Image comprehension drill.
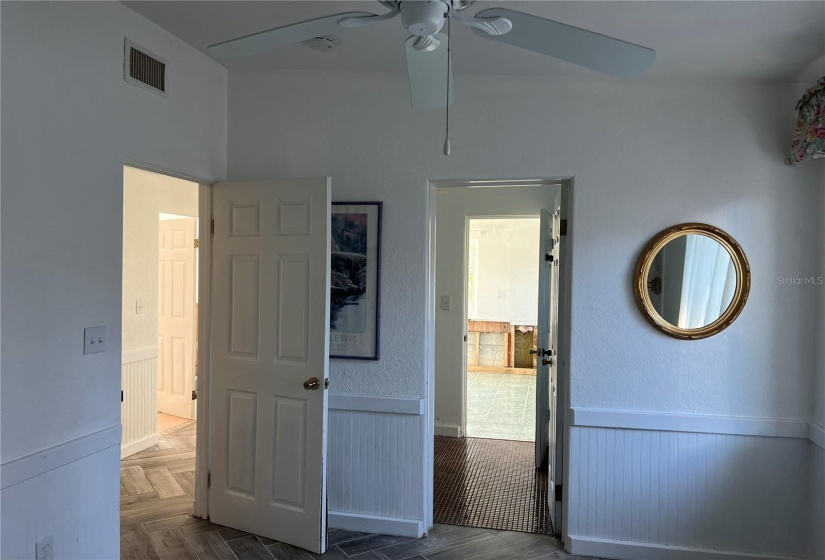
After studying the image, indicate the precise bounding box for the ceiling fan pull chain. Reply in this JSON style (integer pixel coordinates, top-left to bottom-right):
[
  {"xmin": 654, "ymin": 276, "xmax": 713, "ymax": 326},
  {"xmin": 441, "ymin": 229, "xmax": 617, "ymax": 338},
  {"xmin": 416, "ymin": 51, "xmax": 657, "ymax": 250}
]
[{"xmin": 443, "ymin": 12, "xmax": 452, "ymax": 156}]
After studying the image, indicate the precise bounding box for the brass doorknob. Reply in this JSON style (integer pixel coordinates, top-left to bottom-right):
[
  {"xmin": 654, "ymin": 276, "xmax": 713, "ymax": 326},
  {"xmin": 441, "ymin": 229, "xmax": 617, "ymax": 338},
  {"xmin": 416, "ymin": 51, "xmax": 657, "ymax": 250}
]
[{"xmin": 303, "ymin": 377, "xmax": 320, "ymax": 390}]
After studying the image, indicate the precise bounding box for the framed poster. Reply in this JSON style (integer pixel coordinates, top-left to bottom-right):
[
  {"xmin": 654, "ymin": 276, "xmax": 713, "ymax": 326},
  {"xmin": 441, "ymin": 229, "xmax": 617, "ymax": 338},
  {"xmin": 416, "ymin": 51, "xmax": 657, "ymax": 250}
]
[{"xmin": 330, "ymin": 202, "xmax": 381, "ymax": 360}]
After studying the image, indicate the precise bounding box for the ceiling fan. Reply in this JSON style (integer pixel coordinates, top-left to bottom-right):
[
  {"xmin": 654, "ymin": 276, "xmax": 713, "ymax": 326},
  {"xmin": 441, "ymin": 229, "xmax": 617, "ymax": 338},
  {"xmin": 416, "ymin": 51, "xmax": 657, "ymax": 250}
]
[{"xmin": 208, "ymin": 1, "xmax": 657, "ymax": 111}]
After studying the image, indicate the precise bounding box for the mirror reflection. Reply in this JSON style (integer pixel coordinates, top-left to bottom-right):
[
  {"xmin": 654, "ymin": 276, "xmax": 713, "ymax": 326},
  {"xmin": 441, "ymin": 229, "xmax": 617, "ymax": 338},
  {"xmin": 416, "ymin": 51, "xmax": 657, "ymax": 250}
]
[{"xmin": 645, "ymin": 233, "xmax": 737, "ymax": 329}]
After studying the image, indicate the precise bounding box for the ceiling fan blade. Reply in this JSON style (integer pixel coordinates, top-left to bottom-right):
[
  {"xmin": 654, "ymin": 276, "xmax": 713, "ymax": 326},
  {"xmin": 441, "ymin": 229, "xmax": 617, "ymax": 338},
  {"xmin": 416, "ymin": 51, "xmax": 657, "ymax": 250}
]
[
  {"xmin": 471, "ymin": 8, "xmax": 657, "ymax": 78},
  {"xmin": 207, "ymin": 12, "xmax": 377, "ymax": 59},
  {"xmin": 405, "ymin": 33, "xmax": 454, "ymax": 110}
]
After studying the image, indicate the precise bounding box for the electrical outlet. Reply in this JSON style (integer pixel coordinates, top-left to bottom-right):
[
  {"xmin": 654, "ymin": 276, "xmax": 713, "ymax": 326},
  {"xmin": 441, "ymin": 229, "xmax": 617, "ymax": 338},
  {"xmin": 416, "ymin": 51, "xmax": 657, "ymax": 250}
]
[
  {"xmin": 36, "ymin": 535, "xmax": 53, "ymax": 560},
  {"xmin": 84, "ymin": 326, "xmax": 106, "ymax": 354}
]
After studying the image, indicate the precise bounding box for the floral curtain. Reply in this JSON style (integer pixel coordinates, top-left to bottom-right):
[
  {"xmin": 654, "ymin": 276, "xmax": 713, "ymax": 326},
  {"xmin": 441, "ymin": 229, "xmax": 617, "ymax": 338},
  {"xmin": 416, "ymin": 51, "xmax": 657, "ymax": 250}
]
[{"xmin": 786, "ymin": 76, "xmax": 825, "ymax": 165}]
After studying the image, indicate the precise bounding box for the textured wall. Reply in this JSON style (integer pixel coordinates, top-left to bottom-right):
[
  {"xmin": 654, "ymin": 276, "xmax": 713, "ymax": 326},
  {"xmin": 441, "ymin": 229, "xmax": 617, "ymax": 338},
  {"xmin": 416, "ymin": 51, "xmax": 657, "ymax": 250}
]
[
  {"xmin": 1, "ymin": 2, "xmax": 226, "ymax": 556},
  {"xmin": 228, "ymin": 70, "xmax": 819, "ymax": 421}
]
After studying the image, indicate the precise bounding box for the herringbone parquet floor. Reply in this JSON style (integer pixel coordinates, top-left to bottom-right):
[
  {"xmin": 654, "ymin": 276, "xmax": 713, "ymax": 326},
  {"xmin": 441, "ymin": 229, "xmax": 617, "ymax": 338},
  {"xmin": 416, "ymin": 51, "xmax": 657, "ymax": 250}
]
[{"xmin": 120, "ymin": 422, "xmax": 604, "ymax": 560}]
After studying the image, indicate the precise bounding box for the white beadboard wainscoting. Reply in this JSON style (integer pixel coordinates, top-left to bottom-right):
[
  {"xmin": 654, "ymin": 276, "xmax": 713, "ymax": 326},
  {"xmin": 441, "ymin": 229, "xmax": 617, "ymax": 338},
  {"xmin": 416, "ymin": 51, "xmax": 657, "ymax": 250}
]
[
  {"xmin": 327, "ymin": 395, "xmax": 426, "ymax": 537},
  {"xmin": 810, "ymin": 426, "xmax": 825, "ymax": 560},
  {"xmin": 568, "ymin": 409, "xmax": 811, "ymax": 560},
  {"xmin": 121, "ymin": 348, "xmax": 158, "ymax": 458}
]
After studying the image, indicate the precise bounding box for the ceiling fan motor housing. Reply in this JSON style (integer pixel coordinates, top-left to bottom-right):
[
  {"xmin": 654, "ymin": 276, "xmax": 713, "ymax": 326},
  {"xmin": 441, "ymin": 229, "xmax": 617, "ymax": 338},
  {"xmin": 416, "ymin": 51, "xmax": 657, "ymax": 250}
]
[{"xmin": 400, "ymin": 1, "xmax": 449, "ymax": 36}]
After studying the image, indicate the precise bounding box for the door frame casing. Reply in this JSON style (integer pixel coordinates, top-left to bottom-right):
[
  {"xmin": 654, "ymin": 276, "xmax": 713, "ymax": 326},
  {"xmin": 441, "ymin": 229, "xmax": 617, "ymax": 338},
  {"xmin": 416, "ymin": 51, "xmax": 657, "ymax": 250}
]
[
  {"xmin": 425, "ymin": 177, "xmax": 574, "ymax": 538},
  {"xmin": 122, "ymin": 159, "xmax": 213, "ymax": 518}
]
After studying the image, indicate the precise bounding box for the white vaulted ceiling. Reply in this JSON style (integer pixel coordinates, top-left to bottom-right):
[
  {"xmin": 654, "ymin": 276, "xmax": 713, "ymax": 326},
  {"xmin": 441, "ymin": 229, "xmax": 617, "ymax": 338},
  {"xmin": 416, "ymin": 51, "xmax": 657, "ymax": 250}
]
[{"xmin": 124, "ymin": 1, "xmax": 824, "ymax": 82}]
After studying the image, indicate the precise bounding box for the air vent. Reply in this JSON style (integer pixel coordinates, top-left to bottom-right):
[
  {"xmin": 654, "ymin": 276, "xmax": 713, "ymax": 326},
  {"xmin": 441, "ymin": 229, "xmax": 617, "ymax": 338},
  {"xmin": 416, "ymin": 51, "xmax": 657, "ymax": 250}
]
[{"xmin": 124, "ymin": 39, "xmax": 167, "ymax": 97}]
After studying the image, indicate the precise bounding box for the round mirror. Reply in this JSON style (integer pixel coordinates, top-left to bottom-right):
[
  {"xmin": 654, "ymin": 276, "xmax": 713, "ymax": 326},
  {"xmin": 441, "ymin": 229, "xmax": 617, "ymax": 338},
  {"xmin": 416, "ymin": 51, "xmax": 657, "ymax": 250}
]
[{"xmin": 633, "ymin": 223, "xmax": 750, "ymax": 339}]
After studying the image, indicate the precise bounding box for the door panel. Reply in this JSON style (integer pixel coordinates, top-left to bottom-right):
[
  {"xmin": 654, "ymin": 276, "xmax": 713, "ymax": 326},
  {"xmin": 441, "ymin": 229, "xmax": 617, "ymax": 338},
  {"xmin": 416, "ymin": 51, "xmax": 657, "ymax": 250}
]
[
  {"xmin": 535, "ymin": 209, "xmax": 551, "ymax": 468},
  {"xmin": 209, "ymin": 178, "xmax": 331, "ymax": 554},
  {"xmin": 547, "ymin": 197, "xmax": 561, "ymax": 533},
  {"xmin": 536, "ymin": 195, "xmax": 561, "ymax": 533},
  {"xmin": 158, "ymin": 217, "xmax": 197, "ymax": 419}
]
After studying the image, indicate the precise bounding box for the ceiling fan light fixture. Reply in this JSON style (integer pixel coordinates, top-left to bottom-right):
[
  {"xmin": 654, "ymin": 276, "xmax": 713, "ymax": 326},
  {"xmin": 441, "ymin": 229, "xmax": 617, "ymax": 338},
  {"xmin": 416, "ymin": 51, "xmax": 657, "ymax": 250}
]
[
  {"xmin": 413, "ymin": 35, "xmax": 441, "ymax": 52},
  {"xmin": 400, "ymin": 1, "xmax": 449, "ymax": 36}
]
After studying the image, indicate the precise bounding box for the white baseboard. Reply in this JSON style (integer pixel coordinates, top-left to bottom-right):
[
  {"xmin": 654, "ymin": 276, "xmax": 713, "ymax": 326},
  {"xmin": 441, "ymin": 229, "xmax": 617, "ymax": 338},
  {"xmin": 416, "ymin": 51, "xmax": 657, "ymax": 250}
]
[
  {"xmin": 121, "ymin": 433, "xmax": 158, "ymax": 459},
  {"xmin": 568, "ymin": 536, "xmax": 802, "ymax": 560},
  {"xmin": 328, "ymin": 511, "xmax": 424, "ymax": 538},
  {"xmin": 434, "ymin": 424, "xmax": 461, "ymax": 437}
]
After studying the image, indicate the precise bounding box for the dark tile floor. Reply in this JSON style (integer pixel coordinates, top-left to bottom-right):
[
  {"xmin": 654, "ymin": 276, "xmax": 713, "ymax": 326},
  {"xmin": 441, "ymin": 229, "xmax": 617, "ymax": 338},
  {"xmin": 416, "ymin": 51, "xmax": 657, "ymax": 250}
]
[
  {"xmin": 121, "ymin": 423, "xmax": 604, "ymax": 560},
  {"xmin": 433, "ymin": 436, "xmax": 550, "ymax": 534}
]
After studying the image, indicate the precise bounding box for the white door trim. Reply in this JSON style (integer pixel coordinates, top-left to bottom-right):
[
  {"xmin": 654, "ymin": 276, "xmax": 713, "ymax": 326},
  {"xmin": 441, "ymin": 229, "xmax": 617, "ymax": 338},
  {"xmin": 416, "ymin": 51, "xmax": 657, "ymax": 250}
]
[
  {"xmin": 425, "ymin": 177, "xmax": 574, "ymax": 538},
  {"xmin": 193, "ymin": 182, "xmax": 213, "ymax": 518}
]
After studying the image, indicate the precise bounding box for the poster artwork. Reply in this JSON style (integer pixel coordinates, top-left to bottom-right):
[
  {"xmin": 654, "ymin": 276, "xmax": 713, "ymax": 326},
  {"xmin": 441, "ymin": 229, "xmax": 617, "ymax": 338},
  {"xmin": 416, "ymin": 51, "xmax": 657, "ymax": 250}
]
[{"xmin": 329, "ymin": 203, "xmax": 380, "ymax": 359}]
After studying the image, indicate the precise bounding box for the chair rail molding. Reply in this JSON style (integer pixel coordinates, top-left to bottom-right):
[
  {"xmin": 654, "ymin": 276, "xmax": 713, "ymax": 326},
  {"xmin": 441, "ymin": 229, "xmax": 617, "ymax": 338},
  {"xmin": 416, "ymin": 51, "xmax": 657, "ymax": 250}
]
[
  {"xmin": 1, "ymin": 424, "xmax": 122, "ymax": 489},
  {"xmin": 571, "ymin": 407, "xmax": 809, "ymax": 439}
]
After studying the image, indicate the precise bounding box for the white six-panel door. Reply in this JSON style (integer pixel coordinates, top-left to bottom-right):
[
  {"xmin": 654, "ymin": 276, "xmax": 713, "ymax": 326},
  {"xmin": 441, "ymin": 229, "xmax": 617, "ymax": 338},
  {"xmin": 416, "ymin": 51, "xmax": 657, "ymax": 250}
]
[
  {"xmin": 536, "ymin": 208, "xmax": 552, "ymax": 468},
  {"xmin": 209, "ymin": 178, "xmax": 331, "ymax": 554},
  {"xmin": 547, "ymin": 196, "xmax": 561, "ymax": 533},
  {"xmin": 536, "ymin": 197, "xmax": 561, "ymax": 535},
  {"xmin": 158, "ymin": 217, "xmax": 197, "ymax": 419}
]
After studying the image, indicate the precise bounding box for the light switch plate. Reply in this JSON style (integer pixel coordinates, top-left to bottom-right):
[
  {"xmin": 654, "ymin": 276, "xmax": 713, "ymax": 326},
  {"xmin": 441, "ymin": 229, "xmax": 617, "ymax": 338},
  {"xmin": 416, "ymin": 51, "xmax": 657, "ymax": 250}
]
[
  {"xmin": 440, "ymin": 296, "xmax": 452, "ymax": 311},
  {"xmin": 84, "ymin": 326, "xmax": 106, "ymax": 354},
  {"xmin": 36, "ymin": 535, "xmax": 53, "ymax": 560}
]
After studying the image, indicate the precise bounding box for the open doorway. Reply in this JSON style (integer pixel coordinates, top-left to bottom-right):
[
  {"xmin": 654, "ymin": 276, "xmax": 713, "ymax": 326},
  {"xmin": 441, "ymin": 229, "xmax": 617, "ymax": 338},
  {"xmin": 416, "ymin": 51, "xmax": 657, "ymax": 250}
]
[
  {"xmin": 465, "ymin": 218, "xmax": 540, "ymax": 442},
  {"xmin": 431, "ymin": 180, "xmax": 569, "ymax": 538},
  {"xmin": 121, "ymin": 166, "xmax": 199, "ymax": 460}
]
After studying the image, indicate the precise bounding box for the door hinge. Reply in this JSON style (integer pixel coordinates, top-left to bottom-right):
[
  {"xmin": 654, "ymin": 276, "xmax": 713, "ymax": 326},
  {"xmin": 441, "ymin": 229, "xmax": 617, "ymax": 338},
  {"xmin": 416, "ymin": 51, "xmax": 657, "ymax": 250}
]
[
  {"xmin": 560, "ymin": 219, "xmax": 568, "ymax": 236},
  {"xmin": 121, "ymin": 390, "xmax": 124, "ymax": 403},
  {"xmin": 194, "ymin": 238, "xmax": 199, "ymax": 248},
  {"xmin": 211, "ymin": 219, "xmax": 215, "ymax": 235},
  {"xmin": 192, "ymin": 389, "xmax": 197, "ymax": 400},
  {"xmin": 207, "ymin": 471, "xmax": 211, "ymax": 488},
  {"xmin": 555, "ymin": 483, "xmax": 563, "ymax": 502}
]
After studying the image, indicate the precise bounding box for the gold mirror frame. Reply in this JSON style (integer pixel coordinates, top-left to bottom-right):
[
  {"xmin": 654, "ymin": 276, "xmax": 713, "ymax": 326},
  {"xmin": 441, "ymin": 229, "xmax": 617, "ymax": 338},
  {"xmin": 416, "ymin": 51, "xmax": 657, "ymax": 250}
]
[{"xmin": 633, "ymin": 223, "xmax": 751, "ymax": 340}]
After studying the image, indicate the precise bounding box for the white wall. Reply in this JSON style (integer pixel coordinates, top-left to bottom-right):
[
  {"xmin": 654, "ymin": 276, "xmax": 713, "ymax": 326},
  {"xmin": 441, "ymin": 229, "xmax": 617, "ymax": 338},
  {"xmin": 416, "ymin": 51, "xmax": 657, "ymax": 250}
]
[
  {"xmin": 123, "ymin": 166, "xmax": 198, "ymax": 354},
  {"xmin": 1, "ymin": 2, "xmax": 226, "ymax": 557},
  {"xmin": 470, "ymin": 218, "xmax": 540, "ymax": 325},
  {"xmin": 809, "ymin": 171, "xmax": 825, "ymax": 560},
  {"xmin": 435, "ymin": 188, "xmax": 556, "ymax": 434},
  {"xmin": 228, "ymin": 69, "xmax": 821, "ymax": 554}
]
